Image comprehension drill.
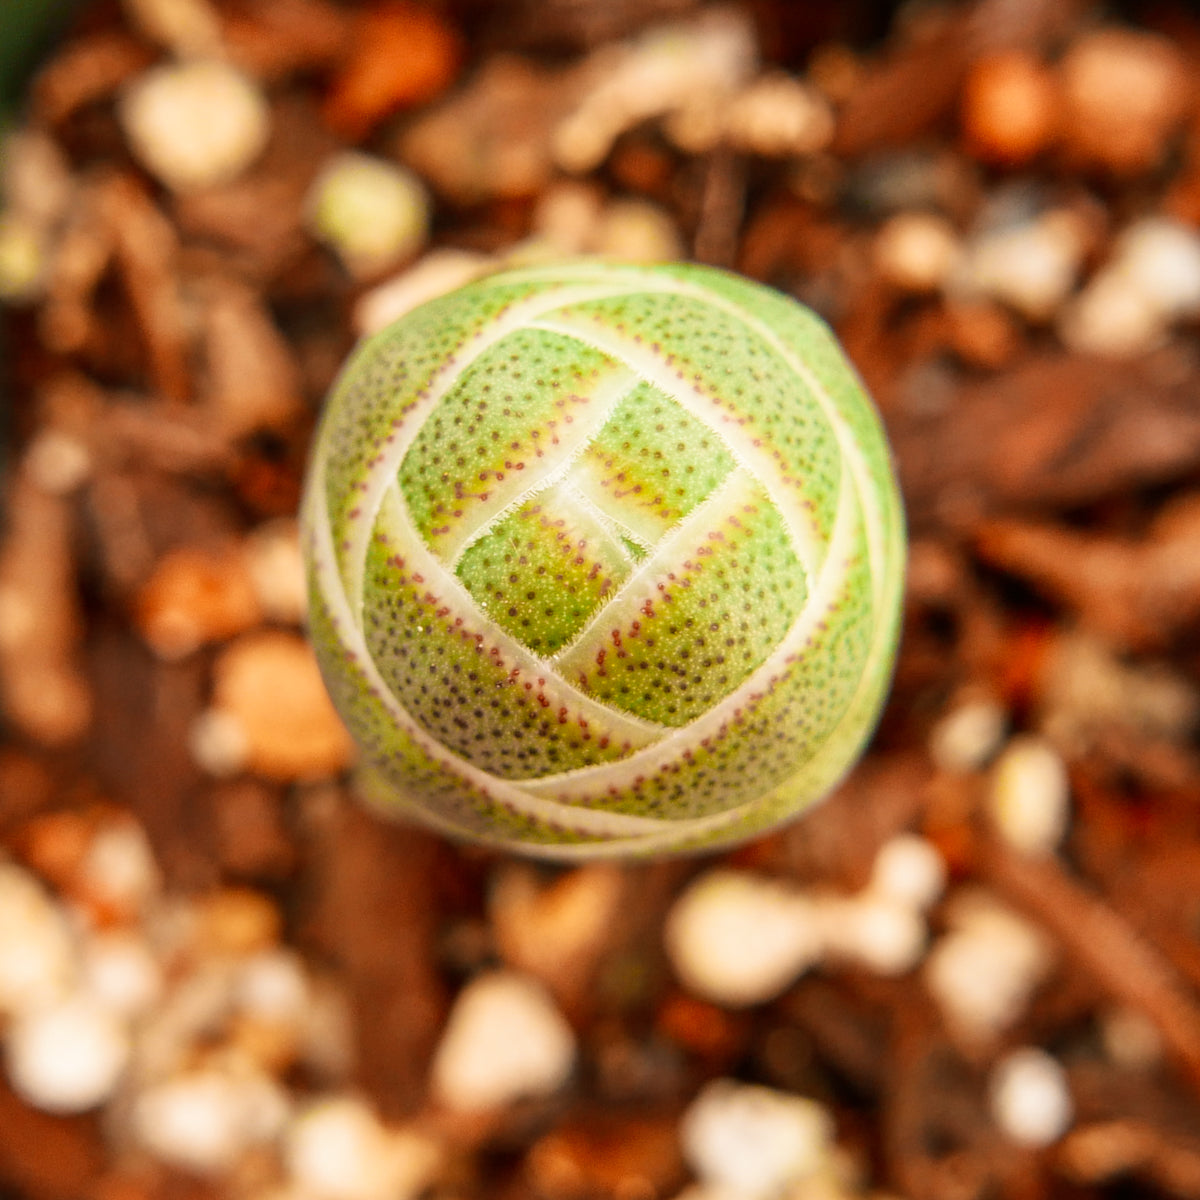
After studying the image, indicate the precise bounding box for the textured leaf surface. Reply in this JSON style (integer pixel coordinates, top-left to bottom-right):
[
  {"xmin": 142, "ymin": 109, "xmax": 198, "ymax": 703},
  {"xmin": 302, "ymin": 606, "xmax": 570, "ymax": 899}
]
[{"xmin": 301, "ymin": 261, "xmax": 905, "ymax": 856}]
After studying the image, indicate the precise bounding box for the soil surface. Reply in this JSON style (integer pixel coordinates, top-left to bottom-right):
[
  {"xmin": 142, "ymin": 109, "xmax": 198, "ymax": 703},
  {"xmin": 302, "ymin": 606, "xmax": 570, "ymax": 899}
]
[{"xmin": 4, "ymin": 1, "xmax": 1200, "ymax": 1198}]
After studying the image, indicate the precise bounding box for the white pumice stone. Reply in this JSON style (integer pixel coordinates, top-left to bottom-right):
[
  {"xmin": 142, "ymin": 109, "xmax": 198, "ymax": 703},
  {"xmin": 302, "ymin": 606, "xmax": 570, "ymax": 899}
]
[
  {"xmin": 119, "ymin": 60, "xmax": 271, "ymax": 192},
  {"xmin": 989, "ymin": 735, "xmax": 1071, "ymax": 856},
  {"xmin": 430, "ymin": 971, "xmax": 575, "ymax": 1111},
  {"xmin": 245, "ymin": 521, "xmax": 308, "ymax": 626},
  {"xmin": 189, "ymin": 707, "xmax": 251, "ymax": 777},
  {"xmin": 820, "ymin": 894, "xmax": 927, "ymax": 976},
  {"xmin": 24, "ymin": 430, "xmax": 92, "ymax": 495},
  {"xmin": 953, "ymin": 210, "xmax": 1086, "ymax": 321},
  {"xmin": 1061, "ymin": 216, "xmax": 1200, "ymax": 357},
  {"xmin": 234, "ymin": 948, "xmax": 311, "ymax": 1023},
  {"xmin": 553, "ymin": 10, "xmax": 757, "ymax": 171},
  {"xmin": 929, "ymin": 698, "xmax": 1008, "ymax": 773},
  {"xmin": 78, "ymin": 819, "xmax": 162, "ymax": 915},
  {"xmin": 989, "ymin": 1047, "xmax": 1074, "ymax": 1147},
  {"xmin": 81, "ymin": 929, "xmax": 163, "ymax": 1019},
  {"xmin": 664, "ymin": 870, "xmax": 823, "ymax": 1007},
  {"xmin": 5, "ymin": 995, "xmax": 130, "ymax": 1113},
  {"xmin": 925, "ymin": 890, "xmax": 1053, "ymax": 1044},
  {"xmin": 284, "ymin": 1096, "xmax": 389, "ymax": 1200},
  {"xmin": 532, "ymin": 181, "xmax": 604, "ymax": 254},
  {"xmin": 132, "ymin": 960, "xmax": 240, "ymax": 1082},
  {"xmin": 681, "ymin": 1078, "xmax": 835, "ymax": 1198},
  {"xmin": 307, "ymin": 152, "xmax": 430, "ymax": 278},
  {"xmin": 1112, "ymin": 217, "xmax": 1200, "ymax": 320},
  {"xmin": 0, "ymin": 860, "xmax": 78, "ymax": 1014},
  {"xmin": 868, "ymin": 834, "xmax": 947, "ymax": 912},
  {"xmin": 353, "ymin": 250, "xmax": 493, "ymax": 336},
  {"xmin": 284, "ymin": 1096, "xmax": 439, "ymax": 1200},
  {"xmin": 132, "ymin": 1066, "xmax": 290, "ymax": 1173},
  {"xmin": 874, "ymin": 211, "xmax": 963, "ymax": 293},
  {"xmin": 1058, "ymin": 267, "xmax": 1167, "ymax": 357},
  {"xmin": 724, "ymin": 73, "xmax": 835, "ymax": 157},
  {"xmin": 591, "ymin": 198, "xmax": 684, "ymax": 263}
]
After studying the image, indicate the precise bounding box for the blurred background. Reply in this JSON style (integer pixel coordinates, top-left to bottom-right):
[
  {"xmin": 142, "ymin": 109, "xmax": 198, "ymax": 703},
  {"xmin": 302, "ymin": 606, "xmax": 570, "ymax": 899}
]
[{"xmin": 4, "ymin": 1, "xmax": 1200, "ymax": 1198}]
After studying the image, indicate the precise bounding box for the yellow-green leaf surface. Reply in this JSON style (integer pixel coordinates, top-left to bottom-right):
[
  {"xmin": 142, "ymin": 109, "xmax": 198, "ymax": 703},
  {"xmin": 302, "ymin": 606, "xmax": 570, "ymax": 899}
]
[{"xmin": 301, "ymin": 261, "xmax": 905, "ymax": 857}]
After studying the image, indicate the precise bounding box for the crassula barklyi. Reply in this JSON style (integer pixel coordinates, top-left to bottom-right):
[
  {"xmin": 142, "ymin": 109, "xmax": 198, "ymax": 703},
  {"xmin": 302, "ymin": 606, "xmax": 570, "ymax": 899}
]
[{"xmin": 301, "ymin": 261, "xmax": 905, "ymax": 857}]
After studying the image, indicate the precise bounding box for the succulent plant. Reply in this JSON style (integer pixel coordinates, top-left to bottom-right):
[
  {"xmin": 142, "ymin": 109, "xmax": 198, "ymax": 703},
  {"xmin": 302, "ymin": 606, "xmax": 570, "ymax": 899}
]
[{"xmin": 301, "ymin": 261, "xmax": 905, "ymax": 857}]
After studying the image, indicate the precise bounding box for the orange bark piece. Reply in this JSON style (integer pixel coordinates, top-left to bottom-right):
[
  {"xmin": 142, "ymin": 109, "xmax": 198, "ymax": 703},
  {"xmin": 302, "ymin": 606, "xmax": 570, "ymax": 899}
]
[
  {"xmin": 961, "ymin": 50, "xmax": 1059, "ymax": 167},
  {"xmin": 323, "ymin": 2, "xmax": 463, "ymax": 140},
  {"xmin": 656, "ymin": 991, "xmax": 748, "ymax": 1061},
  {"xmin": 134, "ymin": 544, "xmax": 262, "ymax": 661},
  {"xmin": 211, "ymin": 630, "xmax": 355, "ymax": 782}
]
